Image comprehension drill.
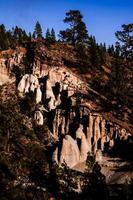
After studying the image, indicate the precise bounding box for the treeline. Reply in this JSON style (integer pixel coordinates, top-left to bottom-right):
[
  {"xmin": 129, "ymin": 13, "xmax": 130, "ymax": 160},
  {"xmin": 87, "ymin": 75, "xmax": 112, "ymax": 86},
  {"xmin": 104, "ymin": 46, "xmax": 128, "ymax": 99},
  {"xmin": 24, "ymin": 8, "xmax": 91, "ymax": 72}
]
[
  {"xmin": 1, "ymin": 11, "xmax": 132, "ymax": 62},
  {"xmin": 0, "ymin": 10, "xmax": 132, "ymax": 65},
  {"xmin": 0, "ymin": 24, "xmax": 30, "ymax": 50},
  {"xmin": 0, "ymin": 22, "xmax": 56, "ymax": 50}
]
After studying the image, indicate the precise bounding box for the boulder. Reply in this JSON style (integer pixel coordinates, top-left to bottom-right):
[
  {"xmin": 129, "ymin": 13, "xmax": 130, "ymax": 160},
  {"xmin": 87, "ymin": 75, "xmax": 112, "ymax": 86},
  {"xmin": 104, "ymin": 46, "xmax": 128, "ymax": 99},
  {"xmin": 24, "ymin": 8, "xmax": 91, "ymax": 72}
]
[
  {"xmin": 34, "ymin": 111, "xmax": 44, "ymax": 125},
  {"xmin": 18, "ymin": 74, "xmax": 39, "ymax": 94},
  {"xmin": 60, "ymin": 135, "xmax": 80, "ymax": 168},
  {"xmin": 18, "ymin": 74, "xmax": 29, "ymax": 93}
]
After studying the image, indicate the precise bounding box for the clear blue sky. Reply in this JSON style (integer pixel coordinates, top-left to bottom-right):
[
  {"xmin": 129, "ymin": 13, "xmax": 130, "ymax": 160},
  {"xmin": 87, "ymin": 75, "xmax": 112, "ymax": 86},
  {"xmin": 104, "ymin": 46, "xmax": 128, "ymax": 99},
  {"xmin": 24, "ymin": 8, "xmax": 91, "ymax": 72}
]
[{"xmin": 0, "ymin": 0, "xmax": 133, "ymax": 45}]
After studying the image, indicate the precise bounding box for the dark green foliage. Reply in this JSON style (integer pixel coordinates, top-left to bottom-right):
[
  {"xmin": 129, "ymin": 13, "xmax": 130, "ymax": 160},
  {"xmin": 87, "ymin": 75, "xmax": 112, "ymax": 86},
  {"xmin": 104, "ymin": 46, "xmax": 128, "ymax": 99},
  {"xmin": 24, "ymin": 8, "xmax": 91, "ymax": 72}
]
[
  {"xmin": 34, "ymin": 123, "xmax": 51, "ymax": 146},
  {"xmin": 12, "ymin": 26, "xmax": 29, "ymax": 46},
  {"xmin": 47, "ymin": 163, "xmax": 80, "ymax": 199},
  {"xmin": 0, "ymin": 24, "xmax": 10, "ymax": 50},
  {"xmin": 45, "ymin": 28, "xmax": 56, "ymax": 44},
  {"xmin": 51, "ymin": 28, "xmax": 56, "ymax": 42},
  {"xmin": 0, "ymin": 98, "xmax": 24, "ymax": 152},
  {"xmin": 115, "ymin": 41, "xmax": 121, "ymax": 57},
  {"xmin": 81, "ymin": 154, "xmax": 109, "ymax": 200},
  {"xmin": 0, "ymin": 24, "xmax": 30, "ymax": 50},
  {"xmin": 75, "ymin": 42, "xmax": 91, "ymax": 73},
  {"xmin": 27, "ymin": 142, "xmax": 49, "ymax": 183},
  {"xmin": 89, "ymin": 36, "xmax": 104, "ymax": 68},
  {"xmin": 60, "ymin": 10, "xmax": 88, "ymax": 45},
  {"xmin": 20, "ymin": 92, "xmax": 36, "ymax": 114},
  {"xmin": 34, "ymin": 21, "xmax": 43, "ymax": 38},
  {"xmin": 98, "ymin": 42, "xmax": 107, "ymax": 64},
  {"xmin": 106, "ymin": 57, "xmax": 128, "ymax": 105},
  {"xmin": 108, "ymin": 44, "xmax": 115, "ymax": 56},
  {"xmin": 0, "ymin": 97, "xmax": 51, "ymax": 199},
  {"xmin": 115, "ymin": 24, "xmax": 133, "ymax": 59},
  {"xmin": 45, "ymin": 28, "xmax": 51, "ymax": 40},
  {"xmin": 23, "ymin": 42, "xmax": 36, "ymax": 74}
]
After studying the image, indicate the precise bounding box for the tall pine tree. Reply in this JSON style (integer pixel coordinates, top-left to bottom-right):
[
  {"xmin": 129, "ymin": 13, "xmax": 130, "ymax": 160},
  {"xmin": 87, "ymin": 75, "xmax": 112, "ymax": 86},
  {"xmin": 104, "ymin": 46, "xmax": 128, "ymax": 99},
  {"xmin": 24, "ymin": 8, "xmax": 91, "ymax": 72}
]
[
  {"xmin": 60, "ymin": 10, "xmax": 88, "ymax": 45},
  {"xmin": 34, "ymin": 21, "xmax": 43, "ymax": 38},
  {"xmin": 51, "ymin": 28, "xmax": 56, "ymax": 42},
  {"xmin": 115, "ymin": 24, "xmax": 133, "ymax": 60}
]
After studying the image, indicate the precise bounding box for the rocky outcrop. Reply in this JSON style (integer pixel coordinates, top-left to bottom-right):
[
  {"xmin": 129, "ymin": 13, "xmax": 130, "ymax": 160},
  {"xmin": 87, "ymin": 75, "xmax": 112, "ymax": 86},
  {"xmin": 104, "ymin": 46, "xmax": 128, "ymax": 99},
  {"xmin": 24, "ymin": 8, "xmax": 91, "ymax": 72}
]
[
  {"xmin": 17, "ymin": 65, "xmax": 132, "ymax": 169},
  {"xmin": 0, "ymin": 51, "xmax": 25, "ymax": 85},
  {"xmin": 52, "ymin": 107, "xmax": 132, "ymax": 167},
  {"xmin": 0, "ymin": 58, "xmax": 11, "ymax": 85},
  {"xmin": 18, "ymin": 74, "xmax": 39, "ymax": 95},
  {"xmin": 53, "ymin": 135, "xmax": 80, "ymax": 168}
]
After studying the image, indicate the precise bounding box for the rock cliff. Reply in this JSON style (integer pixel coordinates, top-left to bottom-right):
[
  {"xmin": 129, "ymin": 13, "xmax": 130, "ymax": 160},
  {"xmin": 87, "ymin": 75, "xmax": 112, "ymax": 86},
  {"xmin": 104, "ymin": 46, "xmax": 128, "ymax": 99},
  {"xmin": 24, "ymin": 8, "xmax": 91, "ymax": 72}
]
[
  {"xmin": 0, "ymin": 43, "xmax": 132, "ymax": 184},
  {"xmin": 16, "ymin": 60, "xmax": 132, "ymax": 169},
  {"xmin": 0, "ymin": 48, "xmax": 25, "ymax": 85}
]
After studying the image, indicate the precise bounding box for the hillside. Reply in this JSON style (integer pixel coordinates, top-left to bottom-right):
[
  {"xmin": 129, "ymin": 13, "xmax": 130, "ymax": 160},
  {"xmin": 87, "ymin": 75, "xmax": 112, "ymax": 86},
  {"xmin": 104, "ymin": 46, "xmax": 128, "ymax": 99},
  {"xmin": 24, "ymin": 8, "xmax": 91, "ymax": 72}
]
[{"xmin": 0, "ymin": 39, "xmax": 133, "ymax": 199}]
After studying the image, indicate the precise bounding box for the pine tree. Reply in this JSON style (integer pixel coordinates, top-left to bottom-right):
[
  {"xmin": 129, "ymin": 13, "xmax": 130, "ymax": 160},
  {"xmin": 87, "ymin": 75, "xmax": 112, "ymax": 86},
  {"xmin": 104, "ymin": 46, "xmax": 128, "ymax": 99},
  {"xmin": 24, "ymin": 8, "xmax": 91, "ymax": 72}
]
[
  {"xmin": 59, "ymin": 10, "xmax": 88, "ymax": 45},
  {"xmin": 108, "ymin": 45, "xmax": 115, "ymax": 55},
  {"xmin": 107, "ymin": 57, "xmax": 127, "ymax": 105},
  {"xmin": 115, "ymin": 23, "xmax": 133, "ymax": 60},
  {"xmin": 34, "ymin": 21, "xmax": 43, "ymax": 38},
  {"xmin": 89, "ymin": 36, "xmax": 101, "ymax": 68},
  {"xmin": 45, "ymin": 28, "xmax": 51, "ymax": 40},
  {"xmin": 0, "ymin": 24, "xmax": 9, "ymax": 50},
  {"xmin": 115, "ymin": 41, "xmax": 121, "ymax": 57},
  {"xmin": 46, "ymin": 28, "xmax": 56, "ymax": 44},
  {"xmin": 51, "ymin": 28, "xmax": 56, "ymax": 42}
]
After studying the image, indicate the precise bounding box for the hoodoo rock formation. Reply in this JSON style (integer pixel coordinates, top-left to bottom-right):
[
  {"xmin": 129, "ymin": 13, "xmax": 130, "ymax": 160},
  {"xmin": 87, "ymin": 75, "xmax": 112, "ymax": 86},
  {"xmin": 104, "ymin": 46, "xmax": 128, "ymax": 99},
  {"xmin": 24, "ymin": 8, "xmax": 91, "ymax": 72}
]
[
  {"xmin": 18, "ymin": 74, "xmax": 39, "ymax": 95},
  {"xmin": 0, "ymin": 42, "xmax": 132, "ymax": 188},
  {"xmin": 0, "ymin": 45, "xmax": 131, "ymax": 172},
  {"xmin": 17, "ymin": 65, "xmax": 132, "ymax": 168}
]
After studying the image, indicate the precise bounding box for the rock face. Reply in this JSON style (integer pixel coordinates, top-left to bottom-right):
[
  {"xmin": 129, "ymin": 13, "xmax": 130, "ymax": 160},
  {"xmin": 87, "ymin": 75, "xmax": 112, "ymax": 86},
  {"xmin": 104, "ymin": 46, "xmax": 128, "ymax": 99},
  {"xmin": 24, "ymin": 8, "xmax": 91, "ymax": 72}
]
[
  {"xmin": 18, "ymin": 74, "xmax": 39, "ymax": 95},
  {"xmin": 80, "ymin": 132, "xmax": 90, "ymax": 162},
  {"xmin": 60, "ymin": 135, "xmax": 80, "ymax": 168},
  {"xmin": 0, "ymin": 51, "xmax": 25, "ymax": 85},
  {"xmin": 17, "ymin": 65, "xmax": 132, "ymax": 168},
  {"xmin": 53, "ymin": 135, "xmax": 80, "ymax": 168},
  {"xmin": 36, "ymin": 86, "xmax": 42, "ymax": 104},
  {"xmin": 0, "ymin": 58, "xmax": 11, "ymax": 85},
  {"xmin": 52, "ymin": 107, "xmax": 132, "ymax": 167}
]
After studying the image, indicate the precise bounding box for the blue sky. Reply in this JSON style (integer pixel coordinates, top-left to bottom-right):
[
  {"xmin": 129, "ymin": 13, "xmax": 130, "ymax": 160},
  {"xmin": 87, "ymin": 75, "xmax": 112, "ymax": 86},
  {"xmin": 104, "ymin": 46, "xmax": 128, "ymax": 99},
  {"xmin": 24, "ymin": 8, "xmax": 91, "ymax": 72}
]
[{"xmin": 0, "ymin": 0, "xmax": 133, "ymax": 45}]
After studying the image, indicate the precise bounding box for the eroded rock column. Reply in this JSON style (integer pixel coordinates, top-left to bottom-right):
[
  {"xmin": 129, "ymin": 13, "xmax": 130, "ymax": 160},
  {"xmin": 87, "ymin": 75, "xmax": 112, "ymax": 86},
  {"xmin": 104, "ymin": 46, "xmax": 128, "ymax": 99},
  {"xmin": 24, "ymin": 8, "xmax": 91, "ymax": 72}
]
[
  {"xmin": 93, "ymin": 115, "xmax": 101, "ymax": 154},
  {"xmin": 101, "ymin": 118, "xmax": 106, "ymax": 151},
  {"xmin": 87, "ymin": 113, "xmax": 93, "ymax": 152}
]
